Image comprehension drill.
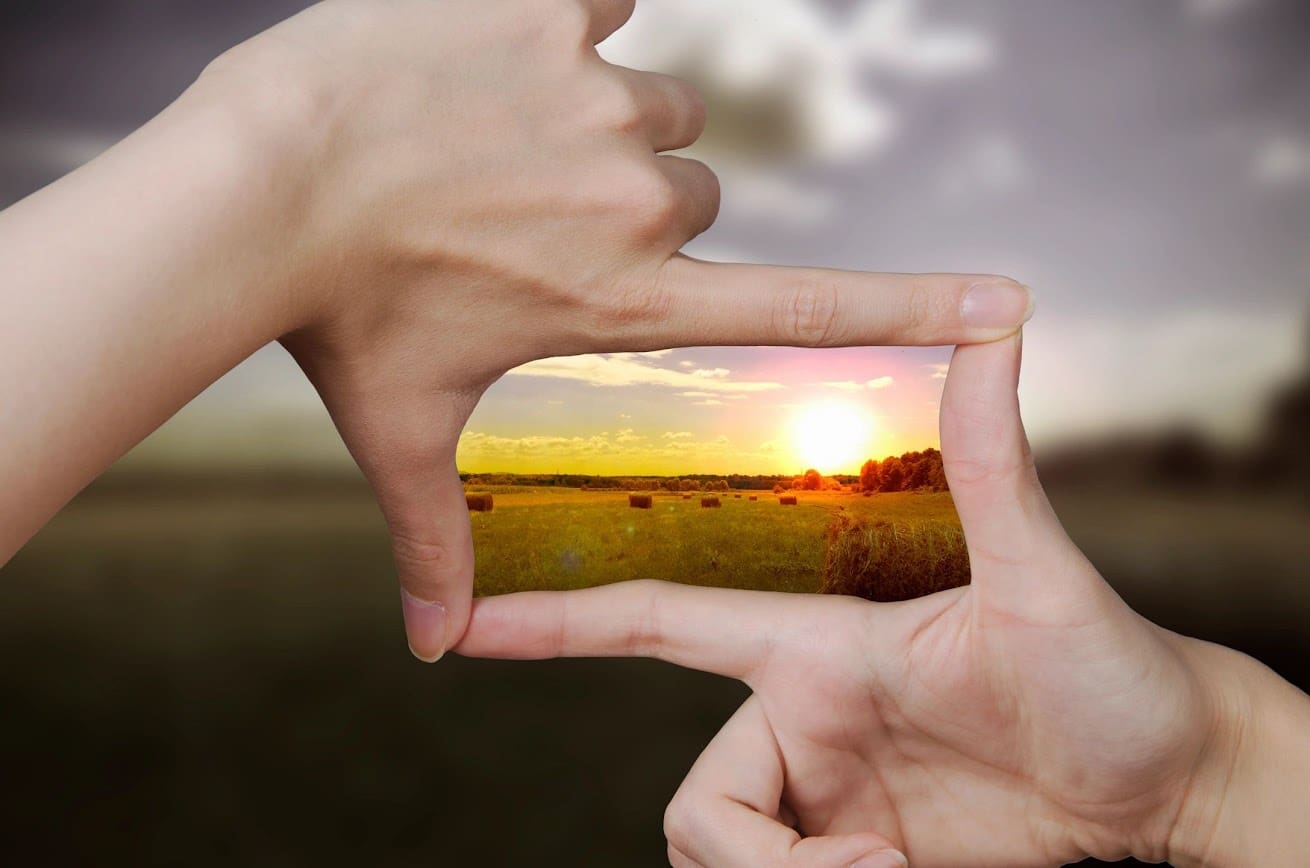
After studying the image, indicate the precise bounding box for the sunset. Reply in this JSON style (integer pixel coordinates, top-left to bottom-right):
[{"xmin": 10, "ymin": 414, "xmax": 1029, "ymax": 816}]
[{"xmin": 454, "ymin": 344, "xmax": 948, "ymax": 475}]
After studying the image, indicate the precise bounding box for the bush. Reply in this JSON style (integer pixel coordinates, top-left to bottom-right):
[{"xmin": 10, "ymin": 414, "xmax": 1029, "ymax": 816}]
[{"xmin": 820, "ymin": 514, "xmax": 970, "ymax": 602}]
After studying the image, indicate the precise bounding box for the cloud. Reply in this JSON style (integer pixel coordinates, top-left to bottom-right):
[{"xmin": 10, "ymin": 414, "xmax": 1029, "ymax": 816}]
[
  {"xmin": 926, "ymin": 364, "xmax": 950, "ymax": 380},
  {"xmin": 599, "ymin": 0, "xmax": 994, "ymax": 225},
  {"xmin": 614, "ymin": 428, "xmax": 644, "ymax": 444},
  {"xmin": 662, "ymin": 431, "xmax": 694, "ymax": 440},
  {"xmin": 818, "ymin": 376, "xmax": 895, "ymax": 391},
  {"xmin": 1252, "ymin": 136, "xmax": 1310, "ymax": 187},
  {"xmin": 936, "ymin": 132, "xmax": 1031, "ymax": 202},
  {"xmin": 678, "ymin": 360, "xmax": 696, "ymax": 368},
  {"xmin": 676, "ymin": 391, "xmax": 718, "ymax": 399},
  {"xmin": 0, "ymin": 123, "xmax": 122, "ymax": 176},
  {"xmin": 849, "ymin": 0, "xmax": 994, "ymax": 77},
  {"xmin": 509, "ymin": 353, "xmax": 784, "ymax": 393},
  {"xmin": 692, "ymin": 399, "xmax": 726, "ymax": 406},
  {"xmin": 1185, "ymin": 0, "xmax": 1260, "ymax": 20}
]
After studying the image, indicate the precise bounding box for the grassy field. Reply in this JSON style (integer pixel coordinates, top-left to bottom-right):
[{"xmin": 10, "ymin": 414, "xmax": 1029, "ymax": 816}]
[
  {"xmin": 463, "ymin": 487, "xmax": 962, "ymax": 595},
  {"xmin": 2, "ymin": 478, "xmax": 1307, "ymax": 867}
]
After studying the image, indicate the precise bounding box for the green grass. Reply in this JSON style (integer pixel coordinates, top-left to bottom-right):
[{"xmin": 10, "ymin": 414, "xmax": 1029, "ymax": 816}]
[{"xmin": 465, "ymin": 488, "xmax": 963, "ymax": 596}]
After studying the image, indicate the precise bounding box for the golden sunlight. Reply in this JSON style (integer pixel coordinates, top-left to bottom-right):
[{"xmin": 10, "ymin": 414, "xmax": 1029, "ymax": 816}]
[{"xmin": 790, "ymin": 400, "xmax": 875, "ymax": 474}]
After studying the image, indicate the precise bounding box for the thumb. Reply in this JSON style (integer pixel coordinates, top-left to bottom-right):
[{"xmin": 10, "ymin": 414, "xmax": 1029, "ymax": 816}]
[
  {"xmin": 939, "ymin": 332, "xmax": 1073, "ymax": 602},
  {"xmin": 378, "ymin": 456, "xmax": 475, "ymax": 662}
]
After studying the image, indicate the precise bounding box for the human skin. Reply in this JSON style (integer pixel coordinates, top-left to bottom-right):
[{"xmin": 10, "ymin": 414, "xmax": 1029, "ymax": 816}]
[
  {"xmin": 0, "ymin": 0, "xmax": 1035, "ymax": 662},
  {"xmin": 458, "ymin": 334, "xmax": 1310, "ymax": 867}
]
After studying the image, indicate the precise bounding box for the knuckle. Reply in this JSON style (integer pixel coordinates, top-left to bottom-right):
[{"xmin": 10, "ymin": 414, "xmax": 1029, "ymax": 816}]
[
  {"xmin": 522, "ymin": 0, "xmax": 589, "ymax": 46},
  {"xmin": 662, "ymin": 796, "xmax": 698, "ymax": 851},
  {"xmin": 594, "ymin": 266, "xmax": 674, "ymax": 334},
  {"xmin": 601, "ymin": 81, "xmax": 645, "ymax": 133},
  {"xmin": 549, "ymin": 0, "xmax": 592, "ymax": 41},
  {"xmin": 906, "ymin": 276, "xmax": 934, "ymax": 335},
  {"xmin": 390, "ymin": 530, "xmax": 454, "ymax": 572},
  {"xmin": 620, "ymin": 167, "xmax": 681, "ymax": 237},
  {"xmin": 673, "ymin": 78, "xmax": 708, "ymax": 139},
  {"xmin": 773, "ymin": 277, "xmax": 844, "ymax": 347}
]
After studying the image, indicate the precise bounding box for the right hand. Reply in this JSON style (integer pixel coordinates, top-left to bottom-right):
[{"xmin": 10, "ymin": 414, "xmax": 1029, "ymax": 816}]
[
  {"xmin": 188, "ymin": 0, "xmax": 1036, "ymax": 661},
  {"xmin": 458, "ymin": 333, "xmax": 1309, "ymax": 867}
]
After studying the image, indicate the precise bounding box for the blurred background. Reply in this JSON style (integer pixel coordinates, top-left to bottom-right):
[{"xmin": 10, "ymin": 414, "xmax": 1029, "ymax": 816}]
[{"xmin": 2, "ymin": 0, "xmax": 1308, "ymax": 865}]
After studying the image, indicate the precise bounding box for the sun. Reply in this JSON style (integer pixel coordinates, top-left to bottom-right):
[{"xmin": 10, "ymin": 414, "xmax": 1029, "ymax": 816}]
[{"xmin": 791, "ymin": 401, "xmax": 874, "ymax": 474}]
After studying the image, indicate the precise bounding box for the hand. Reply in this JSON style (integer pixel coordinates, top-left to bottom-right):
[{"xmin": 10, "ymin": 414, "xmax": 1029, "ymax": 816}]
[
  {"xmin": 188, "ymin": 0, "xmax": 1035, "ymax": 661},
  {"xmin": 456, "ymin": 332, "xmax": 1310, "ymax": 866}
]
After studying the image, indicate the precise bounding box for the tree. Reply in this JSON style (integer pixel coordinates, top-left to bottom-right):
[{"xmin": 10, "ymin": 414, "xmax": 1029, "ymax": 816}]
[
  {"xmin": 802, "ymin": 468, "xmax": 824, "ymax": 491},
  {"xmin": 859, "ymin": 459, "xmax": 881, "ymax": 493},
  {"xmin": 879, "ymin": 457, "xmax": 904, "ymax": 492}
]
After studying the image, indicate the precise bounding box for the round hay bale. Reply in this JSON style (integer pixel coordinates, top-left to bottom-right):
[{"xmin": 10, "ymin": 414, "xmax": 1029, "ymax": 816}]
[
  {"xmin": 628, "ymin": 493, "xmax": 653, "ymax": 509},
  {"xmin": 701, "ymin": 496, "xmax": 722, "ymax": 508},
  {"xmin": 466, "ymin": 493, "xmax": 494, "ymax": 512},
  {"xmin": 748, "ymin": 495, "xmax": 758, "ymax": 501},
  {"xmin": 779, "ymin": 495, "xmax": 798, "ymax": 506}
]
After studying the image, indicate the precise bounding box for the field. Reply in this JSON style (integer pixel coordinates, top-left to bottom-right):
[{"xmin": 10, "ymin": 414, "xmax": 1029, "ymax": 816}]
[
  {"xmin": 463, "ymin": 487, "xmax": 962, "ymax": 596},
  {"xmin": 2, "ymin": 476, "xmax": 1308, "ymax": 867}
]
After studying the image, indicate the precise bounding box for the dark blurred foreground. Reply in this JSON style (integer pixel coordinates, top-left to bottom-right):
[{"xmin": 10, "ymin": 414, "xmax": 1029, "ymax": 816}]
[{"xmin": 3, "ymin": 466, "xmax": 1309, "ymax": 867}]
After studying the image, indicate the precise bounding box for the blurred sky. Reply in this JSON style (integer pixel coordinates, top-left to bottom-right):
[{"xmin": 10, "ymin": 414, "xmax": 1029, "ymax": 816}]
[{"xmin": 2, "ymin": 0, "xmax": 1308, "ymax": 475}]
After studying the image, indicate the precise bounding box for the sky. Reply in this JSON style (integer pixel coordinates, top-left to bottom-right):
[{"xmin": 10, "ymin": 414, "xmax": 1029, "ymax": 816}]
[{"xmin": 2, "ymin": 0, "xmax": 1308, "ymax": 476}]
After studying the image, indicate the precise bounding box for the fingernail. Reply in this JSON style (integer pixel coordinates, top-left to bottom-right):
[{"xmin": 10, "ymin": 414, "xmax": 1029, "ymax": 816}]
[
  {"xmin": 400, "ymin": 588, "xmax": 447, "ymax": 663},
  {"xmin": 851, "ymin": 850, "xmax": 908, "ymax": 868},
  {"xmin": 962, "ymin": 281, "xmax": 1034, "ymax": 328}
]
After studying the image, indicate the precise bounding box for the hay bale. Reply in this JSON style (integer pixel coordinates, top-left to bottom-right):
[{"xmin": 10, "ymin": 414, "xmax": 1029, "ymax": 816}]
[
  {"xmin": 748, "ymin": 495, "xmax": 758, "ymax": 501},
  {"xmin": 701, "ymin": 496, "xmax": 722, "ymax": 508},
  {"xmin": 733, "ymin": 494, "xmax": 742, "ymax": 498},
  {"xmin": 779, "ymin": 496, "xmax": 798, "ymax": 506},
  {"xmin": 628, "ymin": 494, "xmax": 653, "ymax": 509},
  {"xmin": 466, "ymin": 493, "xmax": 494, "ymax": 512},
  {"xmin": 820, "ymin": 514, "xmax": 970, "ymax": 602},
  {"xmin": 682, "ymin": 494, "xmax": 692, "ymax": 500}
]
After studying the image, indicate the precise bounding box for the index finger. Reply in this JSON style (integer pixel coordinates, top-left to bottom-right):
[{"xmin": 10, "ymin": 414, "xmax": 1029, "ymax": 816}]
[
  {"xmin": 454, "ymin": 580, "xmax": 797, "ymax": 682},
  {"xmin": 611, "ymin": 254, "xmax": 1034, "ymax": 351}
]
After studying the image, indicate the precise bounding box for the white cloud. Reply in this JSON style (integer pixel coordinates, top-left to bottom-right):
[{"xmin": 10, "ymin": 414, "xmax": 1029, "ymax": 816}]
[
  {"xmin": 693, "ymin": 399, "xmax": 726, "ymax": 406},
  {"xmin": 926, "ymin": 363, "xmax": 950, "ymax": 380},
  {"xmin": 0, "ymin": 123, "xmax": 122, "ymax": 175},
  {"xmin": 1022, "ymin": 310, "xmax": 1305, "ymax": 447},
  {"xmin": 678, "ymin": 360, "xmax": 696, "ymax": 368},
  {"xmin": 1185, "ymin": 0, "xmax": 1260, "ymax": 20},
  {"xmin": 1252, "ymin": 136, "xmax": 1310, "ymax": 187},
  {"xmin": 509, "ymin": 353, "xmax": 784, "ymax": 392},
  {"xmin": 936, "ymin": 132, "xmax": 1031, "ymax": 202},
  {"xmin": 849, "ymin": 0, "xmax": 994, "ymax": 77},
  {"xmin": 818, "ymin": 376, "xmax": 895, "ymax": 391},
  {"xmin": 662, "ymin": 431, "xmax": 694, "ymax": 440},
  {"xmin": 600, "ymin": 0, "xmax": 994, "ymax": 225}
]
